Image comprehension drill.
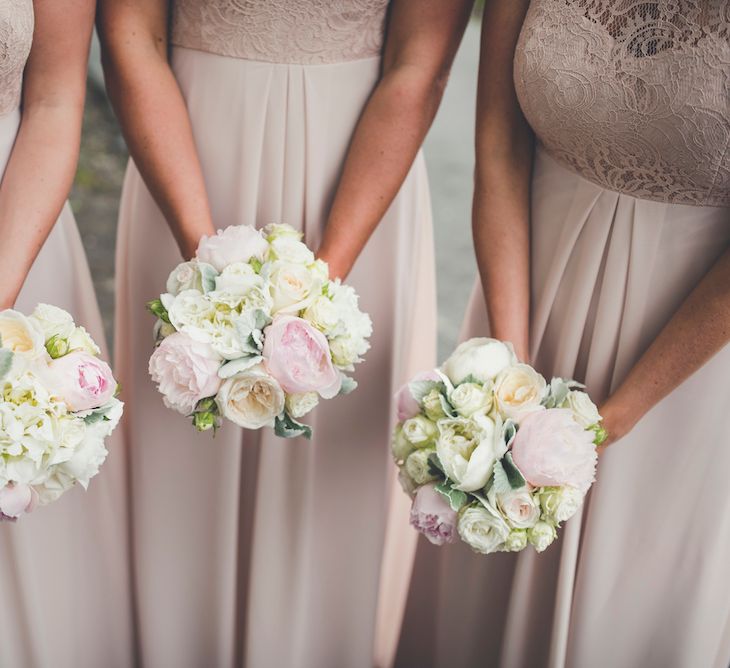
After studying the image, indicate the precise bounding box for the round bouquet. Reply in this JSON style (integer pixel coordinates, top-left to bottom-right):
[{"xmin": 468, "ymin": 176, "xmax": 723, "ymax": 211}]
[
  {"xmin": 148, "ymin": 224, "xmax": 372, "ymax": 438},
  {"xmin": 392, "ymin": 338, "xmax": 606, "ymax": 554},
  {"xmin": 0, "ymin": 305, "xmax": 123, "ymax": 521}
]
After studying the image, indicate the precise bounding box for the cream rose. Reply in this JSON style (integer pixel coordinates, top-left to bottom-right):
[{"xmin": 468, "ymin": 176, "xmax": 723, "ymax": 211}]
[
  {"xmin": 285, "ymin": 391, "xmax": 319, "ymax": 419},
  {"xmin": 528, "ymin": 520, "xmax": 557, "ymax": 552},
  {"xmin": 214, "ymin": 262, "xmax": 263, "ymax": 295},
  {"xmin": 0, "ymin": 310, "xmax": 45, "ymax": 357},
  {"xmin": 402, "ymin": 415, "xmax": 438, "ymax": 448},
  {"xmin": 496, "ymin": 488, "xmax": 541, "ymax": 529},
  {"xmin": 539, "ymin": 486, "xmax": 584, "ymax": 523},
  {"xmin": 493, "ymin": 363, "xmax": 546, "ymax": 422},
  {"xmin": 303, "ymin": 296, "xmax": 340, "ymax": 335},
  {"xmin": 269, "ymin": 236, "xmax": 315, "ymax": 265},
  {"xmin": 436, "ymin": 415, "xmax": 507, "ymax": 492},
  {"xmin": 458, "ymin": 505, "xmax": 510, "ymax": 554},
  {"xmin": 422, "ymin": 388, "xmax": 447, "ymax": 421},
  {"xmin": 442, "ymin": 338, "xmax": 516, "ymax": 384},
  {"xmin": 503, "ymin": 528, "xmax": 528, "ymax": 552},
  {"xmin": 404, "ymin": 448, "xmax": 438, "ymax": 485},
  {"xmin": 166, "ymin": 261, "xmax": 204, "ymax": 295},
  {"xmin": 268, "ymin": 262, "xmax": 320, "ymax": 314},
  {"xmin": 68, "ymin": 326, "xmax": 101, "ymax": 355},
  {"xmin": 217, "ymin": 365, "xmax": 285, "ymax": 429},
  {"xmin": 391, "ymin": 425, "xmax": 415, "ymax": 463},
  {"xmin": 565, "ymin": 390, "xmax": 602, "ymax": 428},
  {"xmin": 449, "ymin": 382, "xmax": 492, "ymax": 417}
]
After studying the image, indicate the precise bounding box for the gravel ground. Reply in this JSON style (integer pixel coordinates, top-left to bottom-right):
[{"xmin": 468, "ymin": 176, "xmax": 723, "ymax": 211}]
[{"xmin": 72, "ymin": 21, "xmax": 481, "ymax": 359}]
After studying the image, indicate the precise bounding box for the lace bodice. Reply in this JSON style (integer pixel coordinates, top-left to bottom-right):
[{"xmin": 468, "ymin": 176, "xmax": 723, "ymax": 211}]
[
  {"xmin": 0, "ymin": 0, "xmax": 32, "ymax": 115},
  {"xmin": 515, "ymin": 0, "xmax": 729, "ymax": 207},
  {"xmin": 171, "ymin": 0, "xmax": 389, "ymax": 65}
]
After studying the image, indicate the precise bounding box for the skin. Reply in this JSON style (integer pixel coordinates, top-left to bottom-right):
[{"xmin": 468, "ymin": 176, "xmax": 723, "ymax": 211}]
[
  {"xmin": 0, "ymin": 0, "xmax": 96, "ymax": 309},
  {"xmin": 474, "ymin": 0, "xmax": 730, "ymax": 448},
  {"xmin": 316, "ymin": 0, "xmax": 474, "ymax": 280},
  {"xmin": 98, "ymin": 0, "xmax": 473, "ymax": 269}
]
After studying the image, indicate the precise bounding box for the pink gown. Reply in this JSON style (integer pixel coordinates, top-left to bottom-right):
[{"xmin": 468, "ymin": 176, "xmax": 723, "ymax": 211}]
[
  {"xmin": 114, "ymin": 1, "xmax": 437, "ymax": 666},
  {"xmin": 0, "ymin": 1, "xmax": 135, "ymax": 666},
  {"xmin": 396, "ymin": 1, "xmax": 730, "ymax": 667}
]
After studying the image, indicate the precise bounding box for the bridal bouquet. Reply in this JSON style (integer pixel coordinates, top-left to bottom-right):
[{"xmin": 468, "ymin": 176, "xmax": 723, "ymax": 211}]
[
  {"xmin": 148, "ymin": 224, "xmax": 372, "ymax": 438},
  {"xmin": 392, "ymin": 338, "xmax": 606, "ymax": 554},
  {"xmin": 0, "ymin": 305, "xmax": 122, "ymax": 521}
]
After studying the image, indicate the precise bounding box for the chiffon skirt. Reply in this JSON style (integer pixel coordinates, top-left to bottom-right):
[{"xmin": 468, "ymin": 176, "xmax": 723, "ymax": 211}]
[
  {"xmin": 0, "ymin": 110, "xmax": 135, "ymax": 667},
  {"xmin": 395, "ymin": 146, "xmax": 730, "ymax": 668},
  {"xmin": 115, "ymin": 47, "xmax": 436, "ymax": 668}
]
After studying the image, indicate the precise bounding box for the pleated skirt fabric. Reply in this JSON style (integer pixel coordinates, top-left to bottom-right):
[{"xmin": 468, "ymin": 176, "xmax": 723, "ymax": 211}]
[
  {"xmin": 115, "ymin": 47, "xmax": 437, "ymax": 668},
  {"xmin": 0, "ymin": 110, "xmax": 136, "ymax": 667},
  {"xmin": 395, "ymin": 145, "xmax": 730, "ymax": 668}
]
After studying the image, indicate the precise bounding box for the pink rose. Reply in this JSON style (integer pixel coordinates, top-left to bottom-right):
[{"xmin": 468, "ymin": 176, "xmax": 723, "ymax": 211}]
[
  {"xmin": 196, "ymin": 225, "xmax": 269, "ymax": 272},
  {"xmin": 262, "ymin": 315, "xmax": 341, "ymax": 398},
  {"xmin": 409, "ymin": 482, "xmax": 457, "ymax": 546},
  {"xmin": 149, "ymin": 332, "xmax": 223, "ymax": 415},
  {"xmin": 45, "ymin": 351, "xmax": 117, "ymax": 411},
  {"xmin": 511, "ymin": 408, "xmax": 597, "ymax": 494},
  {"xmin": 395, "ymin": 370, "xmax": 440, "ymax": 422},
  {"xmin": 0, "ymin": 483, "xmax": 38, "ymax": 520}
]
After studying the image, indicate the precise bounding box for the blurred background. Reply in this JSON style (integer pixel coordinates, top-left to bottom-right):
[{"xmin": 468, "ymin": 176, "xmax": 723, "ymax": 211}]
[{"xmin": 71, "ymin": 20, "xmax": 481, "ymax": 359}]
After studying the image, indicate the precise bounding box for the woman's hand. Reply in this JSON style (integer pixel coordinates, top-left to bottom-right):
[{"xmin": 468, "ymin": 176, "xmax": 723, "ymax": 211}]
[{"xmin": 315, "ymin": 0, "xmax": 473, "ymax": 280}]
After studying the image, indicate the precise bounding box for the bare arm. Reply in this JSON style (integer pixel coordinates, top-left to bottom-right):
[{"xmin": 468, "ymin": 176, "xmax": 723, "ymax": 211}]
[
  {"xmin": 0, "ymin": 0, "xmax": 95, "ymax": 309},
  {"xmin": 600, "ymin": 246, "xmax": 730, "ymax": 447},
  {"xmin": 472, "ymin": 0, "xmax": 532, "ymax": 361},
  {"xmin": 97, "ymin": 0, "xmax": 214, "ymax": 260},
  {"xmin": 316, "ymin": 0, "xmax": 473, "ymax": 280}
]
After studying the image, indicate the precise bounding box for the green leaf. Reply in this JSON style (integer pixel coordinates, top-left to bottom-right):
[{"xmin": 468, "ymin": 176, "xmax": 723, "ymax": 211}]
[
  {"xmin": 427, "ymin": 452, "xmax": 445, "ymax": 477},
  {"xmin": 218, "ymin": 355, "xmax": 262, "ymax": 379},
  {"xmin": 543, "ymin": 377, "xmax": 584, "ymax": 408},
  {"xmin": 502, "ymin": 452, "xmax": 527, "ymax": 489},
  {"xmin": 591, "ymin": 423, "xmax": 608, "ymax": 446},
  {"xmin": 146, "ymin": 299, "xmax": 171, "ymax": 324},
  {"xmin": 492, "ymin": 460, "xmax": 513, "ymax": 496},
  {"xmin": 339, "ymin": 376, "xmax": 358, "ymax": 395},
  {"xmin": 435, "ymin": 481, "xmax": 469, "ymax": 512},
  {"xmin": 249, "ymin": 257, "xmax": 263, "ymax": 273},
  {"xmin": 438, "ymin": 394, "xmax": 456, "ymax": 418},
  {"xmin": 0, "ymin": 348, "xmax": 13, "ymax": 380},
  {"xmin": 503, "ymin": 419, "xmax": 517, "ymax": 448},
  {"xmin": 275, "ymin": 413, "xmax": 312, "ymax": 439},
  {"xmin": 199, "ymin": 263, "xmax": 219, "ymax": 293},
  {"xmin": 458, "ymin": 374, "xmax": 481, "ymax": 386},
  {"xmin": 408, "ymin": 379, "xmax": 443, "ymax": 404}
]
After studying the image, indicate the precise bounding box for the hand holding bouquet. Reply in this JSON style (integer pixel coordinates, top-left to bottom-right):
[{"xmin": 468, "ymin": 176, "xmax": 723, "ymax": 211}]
[
  {"xmin": 148, "ymin": 224, "xmax": 372, "ymax": 438},
  {"xmin": 392, "ymin": 338, "xmax": 606, "ymax": 554},
  {"xmin": 0, "ymin": 305, "xmax": 122, "ymax": 521}
]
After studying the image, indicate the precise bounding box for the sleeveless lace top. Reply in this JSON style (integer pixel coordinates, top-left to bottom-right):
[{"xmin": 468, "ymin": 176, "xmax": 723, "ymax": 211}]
[
  {"xmin": 515, "ymin": 0, "xmax": 730, "ymax": 207},
  {"xmin": 171, "ymin": 0, "xmax": 389, "ymax": 65},
  {"xmin": 0, "ymin": 0, "xmax": 32, "ymax": 116}
]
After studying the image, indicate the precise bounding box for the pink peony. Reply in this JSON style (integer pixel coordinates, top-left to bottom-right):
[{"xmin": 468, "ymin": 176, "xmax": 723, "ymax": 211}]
[
  {"xmin": 196, "ymin": 225, "xmax": 269, "ymax": 272},
  {"xmin": 409, "ymin": 482, "xmax": 458, "ymax": 546},
  {"xmin": 511, "ymin": 408, "xmax": 597, "ymax": 494},
  {"xmin": 262, "ymin": 315, "xmax": 341, "ymax": 398},
  {"xmin": 0, "ymin": 483, "xmax": 38, "ymax": 520},
  {"xmin": 149, "ymin": 332, "xmax": 222, "ymax": 415},
  {"xmin": 395, "ymin": 369, "xmax": 440, "ymax": 422},
  {"xmin": 45, "ymin": 351, "xmax": 117, "ymax": 411}
]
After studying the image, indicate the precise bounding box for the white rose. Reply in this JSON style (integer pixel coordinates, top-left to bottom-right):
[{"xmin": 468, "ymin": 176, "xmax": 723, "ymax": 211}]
[
  {"xmin": 436, "ymin": 415, "xmax": 507, "ymax": 492},
  {"xmin": 167, "ymin": 290, "xmax": 216, "ymax": 337},
  {"xmin": 29, "ymin": 304, "xmax": 75, "ymax": 340},
  {"xmin": 442, "ymin": 338, "xmax": 517, "ymax": 384},
  {"xmin": 269, "ymin": 236, "xmax": 315, "ymax": 265},
  {"xmin": 539, "ymin": 486, "xmax": 584, "ymax": 523},
  {"xmin": 449, "ymin": 382, "xmax": 492, "ymax": 417},
  {"xmin": 263, "ymin": 223, "xmax": 301, "ymax": 242},
  {"xmin": 397, "ymin": 467, "xmax": 419, "ymax": 497},
  {"xmin": 0, "ymin": 310, "xmax": 46, "ymax": 357},
  {"xmin": 285, "ymin": 391, "xmax": 319, "ymax": 419},
  {"xmin": 196, "ymin": 225, "xmax": 269, "ymax": 272},
  {"xmin": 391, "ymin": 425, "xmax": 414, "ymax": 462},
  {"xmin": 503, "ymin": 529, "xmax": 528, "ymax": 552},
  {"xmin": 496, "ymin": 488, "xmax": 541, "ymax": 529},
  {"xmin": 565, "ymin": 390, "xmax": 601, "ymax": 428},
  {"xmin": 217, "ymin": 365, "xmax": 285, "ymax": 429},
  {"xmin": 404, "ymin": 448, "xmax": 438, "ymax": 485},
  {"xmin": 528, "ymin": 521, "xmax": 557, "ymax": 552},
  {"xmin": 310, "ymin": 259, "xmax": 330, "ymax": 283},
  {"xmin": 268, "ymin": 262, "xmax": 321, "ymax": 314},
  {"xmin": 329, "ymin": 335, "xmax": 365, "ymax": 370},
  {"xmin": 214, "ymin": 262, "xmax": 263, "ymax": 295},
  {"xmin": 303, "ymin": 296, "xmax": 340, "ymax": 334},
  {"xmin": 67, "ymin": 326, "xmax": 101, "ymax": 355},
  {"xmin": 166, "ymin": 261, "xmax": 204, "ymax": 295},
  {"xmin": 493, "ymin": 363, "xmax": 547, "ymax": 422},
  {"xmin": 422, "ymin": 388, "xmax": 447, "ymax": 421},
  {"xmin": 458, "ymin": 505, "xmax": 510, "ymax": 555},
  {"xmin": 402, "ymin": 415, "xmax": 438, "ymax": 447}
]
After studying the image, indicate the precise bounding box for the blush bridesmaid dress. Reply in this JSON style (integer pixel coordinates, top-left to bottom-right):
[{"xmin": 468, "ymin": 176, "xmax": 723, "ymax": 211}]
[
  {"xmin": 396, "ymin": 1, "xmax": 730, "ymax": 667},
  {"xmin": 0, "ymin": 2, "xmax": 135, "ymax": 666},
  {"xmin": 114, "ymin": 1, "xmax": 437, "ymax": 666}
]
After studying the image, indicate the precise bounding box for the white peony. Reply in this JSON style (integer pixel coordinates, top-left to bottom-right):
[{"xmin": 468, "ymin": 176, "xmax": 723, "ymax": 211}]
[
  {"xmin": 565, "ymin": 390, "xmax": 602, "ymax": 428},
  {"xmin": 285, "ymin": 391, "xmax": 319, "ymax": 419},
  {"xmin": 196, "ymin": 225, "xmax": 269, "ymax": 272},
  {"xmin": 493, "ymin": 363, "xmax": 547, "ymax": 422},
  {"xmin": 214, "ymin": 262, "xmax": 263, "ymax": 296},
  {"xmin": 29, "ymin": 304, "xmax": 75, "ymax": 341},
  {"xmin": 449, "ymin": 382, "xmax": 492, "ymax": 417},
  {"xmin": 436, "ymin": 415, "xmax": 507, "ymax": 492},
  {"xmin": 442, "ymin": 338, "xmax": 516, "ymax": 385},
  {"xmin": 166, "ymin": 290, "xmax": 216, "ymax": 337},
  {"xmin": 217, "ymin": 365, "xmax": 285, "ymax": 429},
  {"xmin": 458, "ymin": 505, "xmax": 510, "ymax": 554}
]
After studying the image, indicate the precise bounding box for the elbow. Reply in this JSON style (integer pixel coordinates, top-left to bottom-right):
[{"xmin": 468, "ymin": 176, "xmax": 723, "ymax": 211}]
[{"xmin": 384, "ymin": 61, "xmax": 451, "ymax": 122}]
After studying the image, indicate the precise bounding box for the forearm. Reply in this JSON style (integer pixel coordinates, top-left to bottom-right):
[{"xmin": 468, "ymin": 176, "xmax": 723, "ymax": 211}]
[
  {"xmin": 102, "ymin": 49, "xmax": 214, "ymax": 259},
  {"xmin": 0, "ymin": 103, "xmax": 83, "ymax": 308},
  {"xmin": 317, "ymin": 66, "xmax": 445, "ymax": 279},
  {"xmin": 601, "ymin": 246, "xmax": 730, "ymax": 442}
]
